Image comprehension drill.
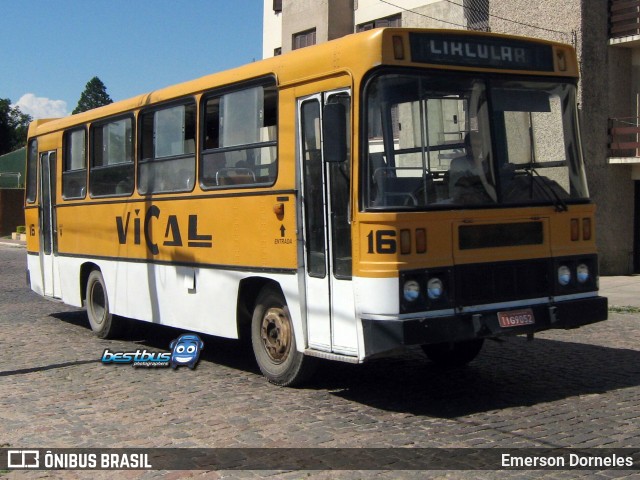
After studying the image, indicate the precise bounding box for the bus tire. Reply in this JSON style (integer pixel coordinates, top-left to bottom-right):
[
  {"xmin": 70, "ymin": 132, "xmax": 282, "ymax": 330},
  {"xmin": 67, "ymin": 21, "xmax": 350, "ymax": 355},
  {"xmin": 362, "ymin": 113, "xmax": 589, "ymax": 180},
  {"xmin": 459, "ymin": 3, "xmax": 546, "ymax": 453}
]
[
  {"xmin": 421, "ymin": 339, "xmax": 484, "ymax": 367},
  {"xmin": 85, "ymin": 270, "xmax": 120, "ymax": 339},
  {"xmin": 251, "ymin": 286, "xmax": 317, "ymax": 387}
]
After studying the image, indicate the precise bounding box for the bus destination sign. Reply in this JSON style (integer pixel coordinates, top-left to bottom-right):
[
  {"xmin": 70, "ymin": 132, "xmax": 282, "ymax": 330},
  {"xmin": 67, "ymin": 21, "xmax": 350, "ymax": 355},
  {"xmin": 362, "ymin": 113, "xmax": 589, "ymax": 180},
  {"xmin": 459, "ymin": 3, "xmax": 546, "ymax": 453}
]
[{"xmin": 409, "ymin": 33, "xmax": 554, "ymax": 72}]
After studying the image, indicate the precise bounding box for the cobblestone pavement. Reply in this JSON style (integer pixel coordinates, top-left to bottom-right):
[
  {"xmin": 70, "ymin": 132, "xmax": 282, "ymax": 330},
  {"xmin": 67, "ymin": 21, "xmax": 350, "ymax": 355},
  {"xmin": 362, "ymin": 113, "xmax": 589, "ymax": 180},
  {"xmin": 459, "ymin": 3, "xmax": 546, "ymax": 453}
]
[{"xmin": 1, "ymin": 244, "xmax": 639, "ymax": 479}]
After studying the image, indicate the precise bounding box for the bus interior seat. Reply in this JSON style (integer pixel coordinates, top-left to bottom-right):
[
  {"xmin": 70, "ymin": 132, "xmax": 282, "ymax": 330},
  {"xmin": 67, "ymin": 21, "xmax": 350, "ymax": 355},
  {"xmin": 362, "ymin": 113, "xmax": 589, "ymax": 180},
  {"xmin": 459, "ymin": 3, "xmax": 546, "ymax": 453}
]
[
  {"xmin": 372, "ymin": 168, "xmax": 422, "ymax": 206},
  {"xmin": 177, "ymin": 169, "xmax": 194, "ymax": 190},
  {"xmin": 115, "ymin": 178, "xmax": 132, "ymax": 194},
  {"xmin": 369, "ymin": 148, "xmax": 434, "ymax": 205},
  {"xmin": 449, "ymin": 155, "xmax": 476, "ymax": 199}
]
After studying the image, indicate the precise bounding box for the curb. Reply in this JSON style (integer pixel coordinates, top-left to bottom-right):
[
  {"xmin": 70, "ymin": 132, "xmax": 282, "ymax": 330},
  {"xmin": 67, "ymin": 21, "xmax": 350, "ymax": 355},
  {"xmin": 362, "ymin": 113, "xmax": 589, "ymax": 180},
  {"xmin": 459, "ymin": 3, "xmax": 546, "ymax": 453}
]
[{"xmin": 0, "ymin": 241, "xmax": 26, "ymax": 248}]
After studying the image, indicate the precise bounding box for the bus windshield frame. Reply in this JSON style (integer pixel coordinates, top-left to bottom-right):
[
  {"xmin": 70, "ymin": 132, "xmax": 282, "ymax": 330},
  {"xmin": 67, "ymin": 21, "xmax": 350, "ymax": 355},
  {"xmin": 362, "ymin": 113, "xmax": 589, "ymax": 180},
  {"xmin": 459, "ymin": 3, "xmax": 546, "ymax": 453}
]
[{"xmin": 361, "ymin": 68, "xmax": 589, "ymax": 212}]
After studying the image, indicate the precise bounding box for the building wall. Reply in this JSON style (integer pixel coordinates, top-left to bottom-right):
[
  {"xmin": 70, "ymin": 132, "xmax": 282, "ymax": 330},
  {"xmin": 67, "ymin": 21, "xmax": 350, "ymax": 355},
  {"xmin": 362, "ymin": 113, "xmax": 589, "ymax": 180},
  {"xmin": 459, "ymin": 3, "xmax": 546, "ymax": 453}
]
[
  {"xmin": 355, "ymin": 0, "xmax": 465, "ymax": 30},
  {"xmin": 400, "ymin": 1, "xmax": 465, "ymax": 29},
  {"xmin": 263, "ymin": 0, "xmax": 282, "ymax": 58},
  {"xmin": 280, "ymin": 0, "xmax": 354, "ymax": 54},
  {"xmin": 489, "ymin": 0, "xmax": 635, "ymax": 274},
  {"xmin": 584, "ymin": 3, "xmax": 635, "ymax": 274},
  {"xmin": 0, "ymin": 189, "xmax": 24, "ymax": 236},
  {"xmin": 263, "ymin": 0, "xmax": 637, "ymax": 273},
  {"xmin": 265, "ymin": 0, "xmax": 474, "ymax": 56},
  {"xmin": 328, "ymin": 0, "xmax": 355, "ymax": 41},
  {"xmin": 281, "ymin": 0, "xmax": 329, "ymax": 54},
  {"xmin": 329, "ymin": 0, "xmax": 354, "ymax": 40},
  {"xmin": 354, "ymin": 0, "xmax": 432, "ymax": 26}
]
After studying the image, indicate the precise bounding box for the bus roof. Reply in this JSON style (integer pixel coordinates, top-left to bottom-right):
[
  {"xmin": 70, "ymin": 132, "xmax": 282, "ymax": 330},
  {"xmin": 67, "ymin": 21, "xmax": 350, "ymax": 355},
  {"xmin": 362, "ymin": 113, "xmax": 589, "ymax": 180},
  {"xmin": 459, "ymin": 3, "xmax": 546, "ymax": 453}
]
[{"xmin": 28, "ymin": 27, "xmax": 577, "ymax": 138}]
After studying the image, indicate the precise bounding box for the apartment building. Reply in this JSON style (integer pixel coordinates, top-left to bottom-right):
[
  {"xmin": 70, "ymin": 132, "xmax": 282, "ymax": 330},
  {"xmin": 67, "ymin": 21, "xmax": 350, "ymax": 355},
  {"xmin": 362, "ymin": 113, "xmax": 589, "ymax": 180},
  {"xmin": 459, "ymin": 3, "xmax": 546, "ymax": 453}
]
[{"xmin": 263, "ymin": 0, "xmax": 640, "ymax": 275}]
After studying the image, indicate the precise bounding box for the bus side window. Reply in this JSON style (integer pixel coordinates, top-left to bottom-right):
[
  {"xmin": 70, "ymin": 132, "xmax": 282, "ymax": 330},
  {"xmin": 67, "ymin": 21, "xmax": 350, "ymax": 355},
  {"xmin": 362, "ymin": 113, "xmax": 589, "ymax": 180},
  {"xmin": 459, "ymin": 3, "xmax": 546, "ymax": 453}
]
[
  {"xmin": 138, "ymin": 102, "xmax": 196, "ymax": 195},
  {"xmin": 201, "ymin": 81, "xmax": 278, "ymax": 189},
  {"xmin": 90, "ymin": 116, "xmax": 135, "ymax": 197},
  {"xmin": 26, "ymin": 139, "xmax": 38, "ymax": 203},
  {"xmin": 62, "ymin": 128, "xmax": 87, "ymax": 200}
]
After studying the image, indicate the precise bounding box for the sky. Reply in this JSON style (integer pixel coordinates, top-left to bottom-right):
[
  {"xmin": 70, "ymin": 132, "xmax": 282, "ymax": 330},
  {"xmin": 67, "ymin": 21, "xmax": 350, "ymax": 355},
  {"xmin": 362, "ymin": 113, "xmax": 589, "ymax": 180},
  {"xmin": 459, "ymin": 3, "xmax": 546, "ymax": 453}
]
[{"xmin": 1, "ymin": 0, "xmax": 264, "ymax": 119}]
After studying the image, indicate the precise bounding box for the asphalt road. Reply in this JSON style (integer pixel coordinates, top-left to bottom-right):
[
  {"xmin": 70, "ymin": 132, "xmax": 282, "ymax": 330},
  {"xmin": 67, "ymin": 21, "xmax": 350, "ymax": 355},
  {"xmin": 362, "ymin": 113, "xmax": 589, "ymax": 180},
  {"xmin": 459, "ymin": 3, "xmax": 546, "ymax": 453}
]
[{"xmin": 1, "ymin": 244, "xmax": 639, "ymax": 479}]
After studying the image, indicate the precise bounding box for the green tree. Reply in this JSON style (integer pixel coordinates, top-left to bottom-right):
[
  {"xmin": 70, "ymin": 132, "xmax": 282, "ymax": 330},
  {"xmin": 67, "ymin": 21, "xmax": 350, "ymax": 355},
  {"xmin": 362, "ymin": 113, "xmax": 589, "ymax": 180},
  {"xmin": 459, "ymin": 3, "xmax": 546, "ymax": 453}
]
[
  {"xmin": 72, "ymin": 76, "xmax": 113, "ymax": 114},
  {"xmin": 0, "ymin": 98, "xmax": 32, "ymax": 155}
]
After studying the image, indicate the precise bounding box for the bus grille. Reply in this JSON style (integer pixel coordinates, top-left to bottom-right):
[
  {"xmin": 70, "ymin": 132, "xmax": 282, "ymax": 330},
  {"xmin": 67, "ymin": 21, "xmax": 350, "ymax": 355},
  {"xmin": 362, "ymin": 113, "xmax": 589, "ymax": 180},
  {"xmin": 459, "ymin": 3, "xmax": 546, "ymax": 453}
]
[{"xmin": 454, "ymin": 259, "xmax": 550, "ymax": 307}]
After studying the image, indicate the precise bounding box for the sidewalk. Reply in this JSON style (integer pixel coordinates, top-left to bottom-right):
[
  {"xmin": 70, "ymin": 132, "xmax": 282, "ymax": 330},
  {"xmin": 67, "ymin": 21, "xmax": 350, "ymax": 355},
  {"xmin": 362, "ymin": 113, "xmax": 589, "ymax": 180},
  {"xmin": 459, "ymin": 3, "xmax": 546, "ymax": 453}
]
[
  {"xmin": 599, "ymin": 275, "xmax": 640, "ymax": 309},
  {"xmin": 0, "ymin": 237, "xmax": 26, "ymax": 248}
]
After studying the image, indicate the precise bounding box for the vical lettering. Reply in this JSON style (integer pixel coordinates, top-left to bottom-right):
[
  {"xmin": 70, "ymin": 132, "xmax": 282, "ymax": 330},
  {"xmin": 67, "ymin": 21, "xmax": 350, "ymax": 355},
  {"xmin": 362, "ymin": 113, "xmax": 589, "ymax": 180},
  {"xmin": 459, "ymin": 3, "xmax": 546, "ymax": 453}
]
[{"xmin": 116, "ymin": 206, "xmax": 212, "ymax": 254}]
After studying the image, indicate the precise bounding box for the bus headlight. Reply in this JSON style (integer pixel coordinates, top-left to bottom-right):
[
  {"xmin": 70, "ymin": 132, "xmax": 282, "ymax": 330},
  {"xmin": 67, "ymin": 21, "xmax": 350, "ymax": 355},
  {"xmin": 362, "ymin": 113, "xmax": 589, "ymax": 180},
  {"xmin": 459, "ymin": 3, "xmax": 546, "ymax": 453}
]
[
  {"xmin": 427, "ymin": 277, "xmax": 443, "ymax": 300},
  {"xmin": 557, "ymin": 265, "xmax": 571, "ymax": 286},
  {"xmin": 403, "ymin": 280, "xmax": 421, "ymax": 302},
  {"xmin": 400, "ymin": 269, "xmax": 452, "ymax": 314},
  {"xmin": 577, "ymin": 263, "xmax": 590, "ymax": 284}
]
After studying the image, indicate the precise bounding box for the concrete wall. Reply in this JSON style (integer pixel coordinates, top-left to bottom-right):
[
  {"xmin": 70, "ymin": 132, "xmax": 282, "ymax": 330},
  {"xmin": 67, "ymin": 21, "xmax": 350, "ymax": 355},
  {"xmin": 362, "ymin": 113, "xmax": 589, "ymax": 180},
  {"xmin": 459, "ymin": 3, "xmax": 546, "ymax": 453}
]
[
  {"xmin": 263, "ymin": 0, "xmax": 283, "ymax": 58},
  {"xmin": 281, "ymin": 0, "xmax": 328, "ymax": 54},
  {"xmin": 328, "ymin": 0, "xmax": 355, "ymax": 41},
  {"xmin": 354, "ymin": 0, "xmax": 436, "ymax": 26},
  {"xmin": 583, "ymin": 2, "xmax": 635, "ymax": 274},
  {"xmin": 400, "ymin": 1, "xmax": 466, "ymax": 30},
  {"xmin": 281, "ymin": 0, "xmax": 354, "ymax": 54}
]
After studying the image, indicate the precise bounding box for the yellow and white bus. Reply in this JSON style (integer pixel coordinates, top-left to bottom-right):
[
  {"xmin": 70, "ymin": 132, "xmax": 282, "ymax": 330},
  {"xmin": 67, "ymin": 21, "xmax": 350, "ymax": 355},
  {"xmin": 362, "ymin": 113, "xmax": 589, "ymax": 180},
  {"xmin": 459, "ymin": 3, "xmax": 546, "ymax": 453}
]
[{"xmin": 25, "ymin": 28, "xmax": 607, "ymax": 385}]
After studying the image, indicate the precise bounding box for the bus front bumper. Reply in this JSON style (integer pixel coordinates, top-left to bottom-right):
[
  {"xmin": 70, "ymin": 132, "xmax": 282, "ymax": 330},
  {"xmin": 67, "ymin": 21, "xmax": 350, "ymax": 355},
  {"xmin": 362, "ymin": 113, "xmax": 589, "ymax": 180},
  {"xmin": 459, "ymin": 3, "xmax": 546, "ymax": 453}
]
[{"xmin": 361, "ymin": 295, "xmax": 608, "ymax": 358}]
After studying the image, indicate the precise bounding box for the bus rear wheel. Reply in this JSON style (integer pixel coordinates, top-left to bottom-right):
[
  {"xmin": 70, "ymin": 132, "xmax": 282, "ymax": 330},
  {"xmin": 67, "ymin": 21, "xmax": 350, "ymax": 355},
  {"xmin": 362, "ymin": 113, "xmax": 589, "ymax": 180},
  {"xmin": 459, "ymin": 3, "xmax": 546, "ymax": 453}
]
[
  {"xmin": 251, "ymin": 286, "xmax": 316, "ymax": 386},
  {"xmin": 421, "ymin": 339, "xmax": 484, "ymax": 367},
  {"xmin": 86, "ymin": 270, "xmax": 120, "ymax": 339}
]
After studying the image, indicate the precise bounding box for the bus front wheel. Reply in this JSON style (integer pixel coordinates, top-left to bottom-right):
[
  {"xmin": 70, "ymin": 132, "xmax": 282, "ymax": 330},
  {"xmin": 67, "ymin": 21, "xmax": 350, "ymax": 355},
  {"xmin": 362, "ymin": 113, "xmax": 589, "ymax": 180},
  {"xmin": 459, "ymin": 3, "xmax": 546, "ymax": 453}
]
[
  {"xmin": 251, "ymin": 286, "xmax": 316, "ymax": 386},
  {"xmin": 421, "ymin": 339, "xmax": 484, "ymax": 367},
  {"xmin": 85, "ymin": 270, "xmax": 120, "ymax": 339}
]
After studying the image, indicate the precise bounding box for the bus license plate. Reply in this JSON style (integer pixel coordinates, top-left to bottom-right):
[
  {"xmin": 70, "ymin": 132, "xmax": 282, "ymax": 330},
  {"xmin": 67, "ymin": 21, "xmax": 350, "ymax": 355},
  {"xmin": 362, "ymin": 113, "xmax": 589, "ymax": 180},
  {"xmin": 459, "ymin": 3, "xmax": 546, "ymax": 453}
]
[{"xmin": 498, "ymin": 308, "xmax": 535, "ymax": 328}]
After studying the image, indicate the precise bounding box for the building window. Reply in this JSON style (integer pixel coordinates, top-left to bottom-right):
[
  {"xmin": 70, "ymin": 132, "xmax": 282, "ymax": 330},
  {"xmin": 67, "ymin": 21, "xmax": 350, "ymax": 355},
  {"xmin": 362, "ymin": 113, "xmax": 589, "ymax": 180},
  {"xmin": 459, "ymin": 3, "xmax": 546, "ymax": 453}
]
[
  {"xmin": 464, "ymin": 0, "xmax": 489, "ymax": 32},
  {"xmin": 356, "ymin": 14, "xmax": 401, "ymax": 32},
  {"xmin": 274, "ymin": 47, "xmax": 282, "ymax": 56},
  {"xmin": 293, "ymin": 28, "xmax": 316, "ymax": 50},
  {"xmin": 273, "ymin": 0, "xmax": 282, "ymax": 13}
]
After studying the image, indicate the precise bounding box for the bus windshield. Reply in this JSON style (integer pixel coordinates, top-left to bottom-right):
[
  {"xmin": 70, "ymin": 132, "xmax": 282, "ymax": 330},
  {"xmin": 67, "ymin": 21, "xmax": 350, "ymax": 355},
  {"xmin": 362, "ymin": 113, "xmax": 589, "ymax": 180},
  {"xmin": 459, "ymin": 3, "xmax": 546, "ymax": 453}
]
[{"xmin": 363, "ymin": 71, "xmax": 589, "ymax": 210}]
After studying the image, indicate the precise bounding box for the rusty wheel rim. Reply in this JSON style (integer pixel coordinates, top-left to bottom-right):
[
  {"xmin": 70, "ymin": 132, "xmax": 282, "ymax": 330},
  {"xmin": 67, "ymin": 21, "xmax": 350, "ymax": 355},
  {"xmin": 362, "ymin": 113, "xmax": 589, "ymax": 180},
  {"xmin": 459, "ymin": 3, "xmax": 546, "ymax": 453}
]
[{"xmin": 260, "ymin": 307, "xmax": 292, "ymax": 364}]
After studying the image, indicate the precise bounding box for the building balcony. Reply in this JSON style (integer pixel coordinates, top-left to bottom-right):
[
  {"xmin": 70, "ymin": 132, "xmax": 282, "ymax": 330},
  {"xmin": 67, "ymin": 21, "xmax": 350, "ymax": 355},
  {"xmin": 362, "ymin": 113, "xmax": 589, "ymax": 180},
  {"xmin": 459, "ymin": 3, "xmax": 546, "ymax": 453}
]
[
  {"xmin": 609, "ymin": 0, "xmax": 640, "ymax": 46},
  {"xmin": 608, "ymin": 117, "xmax": 640, "ymax": 163}
]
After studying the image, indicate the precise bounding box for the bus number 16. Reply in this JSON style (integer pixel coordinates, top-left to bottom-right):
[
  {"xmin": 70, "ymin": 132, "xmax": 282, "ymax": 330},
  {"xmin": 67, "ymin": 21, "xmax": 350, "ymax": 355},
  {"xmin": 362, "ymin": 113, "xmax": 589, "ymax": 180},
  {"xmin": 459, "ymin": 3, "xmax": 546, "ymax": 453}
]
[{"xmin": 367, "ymin": 230, "xmax": 397, "ymax": 254}]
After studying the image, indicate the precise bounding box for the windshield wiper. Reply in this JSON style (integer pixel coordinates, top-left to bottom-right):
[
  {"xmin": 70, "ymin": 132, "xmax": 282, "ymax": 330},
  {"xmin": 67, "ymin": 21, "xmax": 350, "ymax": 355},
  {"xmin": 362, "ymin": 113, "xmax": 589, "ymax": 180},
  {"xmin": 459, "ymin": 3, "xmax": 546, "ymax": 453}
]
[
  {"xmin": 523, "ymin": 165, "xmax": 568, "ymax": 212},
  {"xmin": 525, "ymin": 121, "xmax": 568, "ymax": 212}
]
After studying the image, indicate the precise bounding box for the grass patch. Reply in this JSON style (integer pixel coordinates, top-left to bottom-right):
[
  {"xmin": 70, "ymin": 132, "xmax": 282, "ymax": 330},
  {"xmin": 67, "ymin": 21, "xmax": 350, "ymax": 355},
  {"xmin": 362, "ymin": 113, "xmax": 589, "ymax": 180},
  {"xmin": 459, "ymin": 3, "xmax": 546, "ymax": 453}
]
[{"xmin": 609, "ymin": 305, "xmax": 640, "ymax": 314}]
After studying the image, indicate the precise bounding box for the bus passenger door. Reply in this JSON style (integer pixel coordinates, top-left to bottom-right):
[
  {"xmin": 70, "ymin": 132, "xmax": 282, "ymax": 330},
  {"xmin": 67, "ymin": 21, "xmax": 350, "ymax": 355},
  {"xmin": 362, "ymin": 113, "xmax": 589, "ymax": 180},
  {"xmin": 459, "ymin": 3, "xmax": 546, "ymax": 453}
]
[
  {"xmin": 39, "ymin": 151, "xmax": 59, "ymax": 298},
  {"xmin": 298, "ymin": 90, "xmax": 355, "ymax": 354}
]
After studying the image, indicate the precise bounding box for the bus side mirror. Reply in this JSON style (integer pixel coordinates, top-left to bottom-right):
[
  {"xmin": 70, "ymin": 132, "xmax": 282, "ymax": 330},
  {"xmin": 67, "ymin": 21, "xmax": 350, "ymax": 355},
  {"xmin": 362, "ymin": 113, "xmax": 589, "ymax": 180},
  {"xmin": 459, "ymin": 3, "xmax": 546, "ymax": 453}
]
[{"xmin": 322, "ymin": 103, "xmax": 347, "ymax": 163}]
